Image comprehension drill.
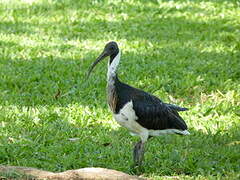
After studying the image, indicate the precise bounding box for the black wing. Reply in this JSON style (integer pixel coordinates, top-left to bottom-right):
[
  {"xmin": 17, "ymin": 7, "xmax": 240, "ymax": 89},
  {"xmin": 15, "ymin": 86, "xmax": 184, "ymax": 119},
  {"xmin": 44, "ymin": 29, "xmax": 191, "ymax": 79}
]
[
  {"xmin": 133, "ymin": 97, "xmax": 188, "ymax": 130},
  {"xmin": 115, "ymin": 80, "xmax": 188, "ymax": 131}
]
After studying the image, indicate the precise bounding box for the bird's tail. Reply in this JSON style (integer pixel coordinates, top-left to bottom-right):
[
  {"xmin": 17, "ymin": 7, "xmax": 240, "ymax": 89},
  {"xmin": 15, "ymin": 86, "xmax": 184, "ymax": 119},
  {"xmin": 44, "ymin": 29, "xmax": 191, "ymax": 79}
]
[{"xmin": 166, "ymin": 103, "xmax": 189, "ymax": 111}]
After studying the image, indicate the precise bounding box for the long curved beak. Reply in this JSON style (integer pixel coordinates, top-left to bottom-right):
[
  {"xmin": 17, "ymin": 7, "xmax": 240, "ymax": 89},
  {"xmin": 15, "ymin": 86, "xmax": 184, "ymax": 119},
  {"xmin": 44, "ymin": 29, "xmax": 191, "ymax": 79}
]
[{"xmin": 87, "ymin": 50, "xmax": 108, "ymax": 79}]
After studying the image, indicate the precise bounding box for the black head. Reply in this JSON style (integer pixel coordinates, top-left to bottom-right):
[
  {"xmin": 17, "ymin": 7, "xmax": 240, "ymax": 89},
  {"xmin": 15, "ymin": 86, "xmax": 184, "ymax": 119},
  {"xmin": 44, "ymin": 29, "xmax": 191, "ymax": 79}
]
[
  {"xmin": 103, "ymin": 41, "xmax": 119, "ymax": 59},
  {"xmin": 87, "ymin": 41, "xmax": 119, "ymax": 78}
]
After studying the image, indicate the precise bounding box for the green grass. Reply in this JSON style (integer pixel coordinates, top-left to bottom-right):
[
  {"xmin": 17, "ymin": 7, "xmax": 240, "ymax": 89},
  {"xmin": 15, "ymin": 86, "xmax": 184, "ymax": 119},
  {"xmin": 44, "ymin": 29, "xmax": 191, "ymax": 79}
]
[
  {"xmin": 0, "ymin": 170, "xmax": 35, "ymax": 179},
  {"xmin": 0, "ymin": 0, "xmax": 240, "ymax": 179}
]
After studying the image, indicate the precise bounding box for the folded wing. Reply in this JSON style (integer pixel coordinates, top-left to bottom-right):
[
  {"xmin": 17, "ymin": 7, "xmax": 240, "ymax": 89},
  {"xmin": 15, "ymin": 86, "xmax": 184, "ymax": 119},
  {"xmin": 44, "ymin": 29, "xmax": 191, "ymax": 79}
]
[{"xmin": 131, "ymin": 91, "xmax": 188, "ymax": 131}]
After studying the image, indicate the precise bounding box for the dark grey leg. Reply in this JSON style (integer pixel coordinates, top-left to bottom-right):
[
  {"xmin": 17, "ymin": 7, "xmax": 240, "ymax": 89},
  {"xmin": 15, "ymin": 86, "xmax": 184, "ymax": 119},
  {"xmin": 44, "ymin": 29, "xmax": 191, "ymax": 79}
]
[{"xmin": 133, "ymin": 140, "xmax": 145, "ymax": 166}]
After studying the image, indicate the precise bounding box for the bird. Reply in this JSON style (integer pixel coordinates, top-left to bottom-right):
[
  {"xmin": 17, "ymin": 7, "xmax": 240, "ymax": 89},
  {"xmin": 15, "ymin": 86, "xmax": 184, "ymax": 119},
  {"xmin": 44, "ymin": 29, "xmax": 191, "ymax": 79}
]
[{"xmin": 87, "ymin": 41, "xmax": 190, "ymax": 167}]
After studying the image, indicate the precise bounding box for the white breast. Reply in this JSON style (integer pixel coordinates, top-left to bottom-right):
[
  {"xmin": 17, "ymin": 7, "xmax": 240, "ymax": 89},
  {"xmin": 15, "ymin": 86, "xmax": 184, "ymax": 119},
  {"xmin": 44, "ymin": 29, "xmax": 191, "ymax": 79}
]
[{"xmin": 113, "ymin": 101, "xmax": 149, "ymax": 142}]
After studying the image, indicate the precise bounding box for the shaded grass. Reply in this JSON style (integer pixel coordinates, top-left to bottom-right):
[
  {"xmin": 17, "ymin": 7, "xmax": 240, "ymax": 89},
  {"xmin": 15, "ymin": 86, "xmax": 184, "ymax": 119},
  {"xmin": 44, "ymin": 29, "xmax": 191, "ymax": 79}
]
[{"xmin": 0, "ymin": 0, "xmax": 240, "ymax": 179}]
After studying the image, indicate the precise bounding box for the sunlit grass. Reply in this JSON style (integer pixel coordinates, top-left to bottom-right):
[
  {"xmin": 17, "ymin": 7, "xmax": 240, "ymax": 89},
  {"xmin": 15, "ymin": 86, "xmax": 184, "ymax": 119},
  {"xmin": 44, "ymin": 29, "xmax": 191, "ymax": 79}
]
[{"xmin": 0, "ymin": 0, "xmax": 240, "ymax": 179}]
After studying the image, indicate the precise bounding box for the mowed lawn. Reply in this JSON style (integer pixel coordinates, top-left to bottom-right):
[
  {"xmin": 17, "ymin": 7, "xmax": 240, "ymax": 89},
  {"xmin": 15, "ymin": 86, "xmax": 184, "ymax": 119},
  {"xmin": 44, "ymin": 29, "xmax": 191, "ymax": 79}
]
[{"xmin": 0, "ymin": 0, "xmax": 240, "ymax": 179}]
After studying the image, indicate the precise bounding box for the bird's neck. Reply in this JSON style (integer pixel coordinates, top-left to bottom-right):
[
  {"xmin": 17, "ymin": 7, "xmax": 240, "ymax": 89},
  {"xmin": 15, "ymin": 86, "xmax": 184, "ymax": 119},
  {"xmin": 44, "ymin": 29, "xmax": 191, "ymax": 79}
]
[{"xmin": 107, "ymin": 51, "xmax": 121, "ymax": 84}]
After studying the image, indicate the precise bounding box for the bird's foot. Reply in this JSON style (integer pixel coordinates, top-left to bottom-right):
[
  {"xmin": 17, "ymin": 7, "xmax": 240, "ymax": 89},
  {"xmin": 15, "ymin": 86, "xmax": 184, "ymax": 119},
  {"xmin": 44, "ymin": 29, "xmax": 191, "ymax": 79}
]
[{"xmin": 130, "ymin": 163, "xmax": 145, "ymax": 175}]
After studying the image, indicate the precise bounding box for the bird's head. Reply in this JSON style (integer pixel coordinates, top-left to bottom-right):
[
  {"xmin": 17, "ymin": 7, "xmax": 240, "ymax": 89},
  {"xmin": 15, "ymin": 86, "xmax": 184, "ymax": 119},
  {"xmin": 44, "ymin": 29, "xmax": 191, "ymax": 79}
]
[{"xmin": 87, "ymin": 41, "xmax": 119, "ymax": 78}]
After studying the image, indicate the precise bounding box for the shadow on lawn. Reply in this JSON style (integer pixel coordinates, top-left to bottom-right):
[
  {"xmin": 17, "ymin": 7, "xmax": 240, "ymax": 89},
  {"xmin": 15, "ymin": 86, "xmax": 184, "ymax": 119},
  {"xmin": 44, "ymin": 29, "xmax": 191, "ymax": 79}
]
[
  {"xmin": 141, "ymin": 125, "xmax": 240, "ymax": 176},
  {"xmin": 0, "ymin": 1, "xmax": 239, "ymax": 176},
  {"xmin": 1, "ymin": 115, "xmax": 239, "ymax": 177},
  {"xmin": 0, "ymin": 45, "xmax": 238, "ymax": 107},
  {"xmin": 0, "ymin": 0, "xmax": 239, "ymax": 107},
  {"xmin": 0, "ymin": 0, "xmax": 239, "ymax": 41}
]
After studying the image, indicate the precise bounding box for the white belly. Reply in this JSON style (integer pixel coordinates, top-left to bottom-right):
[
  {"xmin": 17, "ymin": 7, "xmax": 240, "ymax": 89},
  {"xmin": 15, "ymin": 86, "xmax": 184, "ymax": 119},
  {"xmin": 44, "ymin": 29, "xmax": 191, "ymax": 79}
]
[
  {"xmin": 113, "ymin": 101, "xmax": 149, "ymax": 142},
  {"xmin": 112, "ymin": 101, "xmax": 190, "ymax": 142}
]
